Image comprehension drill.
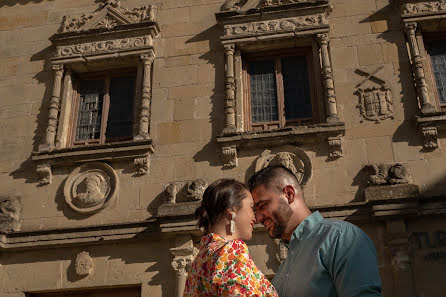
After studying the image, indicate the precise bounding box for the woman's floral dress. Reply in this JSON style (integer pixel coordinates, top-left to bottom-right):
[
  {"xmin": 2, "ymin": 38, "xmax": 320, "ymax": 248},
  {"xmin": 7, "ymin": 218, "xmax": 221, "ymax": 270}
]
[{"xmin": 183, "ymin": 233, "xmax": 278, "ymax": 297}]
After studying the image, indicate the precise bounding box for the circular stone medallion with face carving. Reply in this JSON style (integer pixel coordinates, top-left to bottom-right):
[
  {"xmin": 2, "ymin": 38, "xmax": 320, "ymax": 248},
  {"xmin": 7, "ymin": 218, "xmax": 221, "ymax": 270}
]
[{"xmin": 64, "ymin": 162, "xmax": 118, "ymax": 214}]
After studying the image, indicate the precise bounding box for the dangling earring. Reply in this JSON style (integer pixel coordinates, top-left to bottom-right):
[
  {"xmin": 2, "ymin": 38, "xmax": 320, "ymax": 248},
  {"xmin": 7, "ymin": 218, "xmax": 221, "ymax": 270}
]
[{"xmin": 230, "ymin": 212, "xmax": 236, "ymax": 234}]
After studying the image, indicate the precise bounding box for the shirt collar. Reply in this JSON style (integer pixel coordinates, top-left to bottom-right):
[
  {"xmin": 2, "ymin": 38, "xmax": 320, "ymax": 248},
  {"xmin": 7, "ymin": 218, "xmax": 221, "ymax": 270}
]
[
  {"xmin": 200, "ymin": 233, "xmax": 228, "ymax": 253},
  {"xmin": 291, "ymin": 211, "xmax": 323, "ymax": 242}
]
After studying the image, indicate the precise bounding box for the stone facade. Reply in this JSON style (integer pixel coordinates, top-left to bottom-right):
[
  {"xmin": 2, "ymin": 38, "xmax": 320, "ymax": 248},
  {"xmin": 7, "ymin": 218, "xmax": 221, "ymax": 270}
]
[{"xmin": 0, "ymin": 0, "xmax": 446, "ymax": 297}]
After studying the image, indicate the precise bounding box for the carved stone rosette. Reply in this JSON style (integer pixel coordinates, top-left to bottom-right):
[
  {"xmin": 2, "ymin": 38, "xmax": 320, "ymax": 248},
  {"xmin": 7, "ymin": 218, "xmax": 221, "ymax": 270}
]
[
  {"xmin": 75, "ymin": 251, "xmax": 93, "ymax": 277},
  {"xmin": 255, "ymin": 146, "xmax": 312, "ymax": 187},
  {"xmin": 64, "ymin": 162, "xmax": 119, "ymax": 214},
  {"xmin": 421, "ymin": 126, "xmax": 438, "ymax": 149},
  {"xmin": 222, "ymin": 145, "xmax": 238, "ymax": 168},
  {"xmin": 404, "ymin": 22, "xmax": 436, "ymax": 115}
]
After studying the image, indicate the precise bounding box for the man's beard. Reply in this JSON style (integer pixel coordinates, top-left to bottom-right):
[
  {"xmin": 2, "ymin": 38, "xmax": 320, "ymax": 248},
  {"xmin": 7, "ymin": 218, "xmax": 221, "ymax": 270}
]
[{"xmin": 269, "ymin": 198, "xmax": 292, "ymax": 239}]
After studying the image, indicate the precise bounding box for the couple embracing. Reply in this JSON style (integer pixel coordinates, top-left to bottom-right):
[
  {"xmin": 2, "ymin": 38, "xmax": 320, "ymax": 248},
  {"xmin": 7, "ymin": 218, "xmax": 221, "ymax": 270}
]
[{"xmin": 184, "ymin": 165, "xmax": 383, "ymax": 297}]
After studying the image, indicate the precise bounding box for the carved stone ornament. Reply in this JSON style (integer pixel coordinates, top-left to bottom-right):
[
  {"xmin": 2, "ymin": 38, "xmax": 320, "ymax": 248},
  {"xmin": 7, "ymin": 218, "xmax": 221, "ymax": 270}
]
[
  {"xmin": 223, "ymin": 13, "xmax": 328, "ymax": 37},
  {"xmin": 355, "ymin": 67, "xmax": 394, "ymax": 123},
  {"xmin": 222, "ymin": 0, "xmax": 326, "ymax": 12},
  {"xmin": 164, "ymin": 179, "xmax": 208, "ymax": 204},
  {"xmin": 59, "ymin": 0, "xmax": 156, "ymax": 33},
  {"xmin": 274, "ymin": 239, "xmax": 288, "ymax": 263},
  {"xmin": 0, "ymin": 192, "xmax": 22, "ymax": 233},
  {"xmin": 402, "ymin": 1, "xmax": 446, "ymax": 16},
  {"xmin": 390, "ymin": 245, "xmax": 411, "ymax": 272},
  {"xmin": 222, "ymin": 145, "xmax": 238, "ymax": 168},
  {"xmin": 328, "ymin": 135, "xmax": 343, "ymax": 158},
  {"xmin": 421, "ymin": 126, "xmax": 438, "ymax": 149},
  {"xmin": 36, "ymin": 163, "xmax": 53, "ymax": 185},
  {"xmin": 75, "ymin": 251, "xmax": 93, "ymax": 277},
  {"xmin": 364, "ymin": 163, "xmax": 412, "ymax": 186},
  {"xmin": 64, "ymin": 162, "xmax": 119, "ymax": 214},
  {"xmin": 255, "ymin": 146, "xmax": 312, "ymax": 187},
  {"xmin": 134, "ymin": 156, "xmax": 150, "ymax": 175}
]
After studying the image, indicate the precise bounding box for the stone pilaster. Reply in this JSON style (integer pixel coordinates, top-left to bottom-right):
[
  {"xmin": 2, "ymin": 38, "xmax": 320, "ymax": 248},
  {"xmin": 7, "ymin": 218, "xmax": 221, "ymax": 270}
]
[
  {"xmin": 223, "ymin": 44, "xmax": 236, "ymax": 134},
  {"xmin": 404, "ymin": 22, "xmax": 436, "ymax": 115},
  {"xmin": 170, "ymin": 245, "xmax": 197, "ymax": 297},
  {"xmin": 316, "ymin": 33, "xmax": 339, "ymax": 123},
  {"xmin": 40, "ymin": 64, "xmax": 64, "ymax": 152},
  {"xmin": 135, "ymin": 53, "xmax": 154, "ymax": 140}
]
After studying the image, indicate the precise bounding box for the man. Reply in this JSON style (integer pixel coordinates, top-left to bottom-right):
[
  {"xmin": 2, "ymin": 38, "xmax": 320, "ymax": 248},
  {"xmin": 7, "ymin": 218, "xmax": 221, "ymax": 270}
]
[{"xmin": 248, "ymin": 165, "xmax": 382, "ymax": 297}]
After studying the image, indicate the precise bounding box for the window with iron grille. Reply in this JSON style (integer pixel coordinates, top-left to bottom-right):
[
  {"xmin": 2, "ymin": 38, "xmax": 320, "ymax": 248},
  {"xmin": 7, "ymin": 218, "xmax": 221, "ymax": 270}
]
[
  {"xmin": 427, "ymin": 39, "xmax": 446, "ymax": 107},
  {"xmin": 71, "ymin": 70, "xmax": 136, "ymax": 145},
  {"xmin": 243, "ymin": 49, "xmax": 317, "ymax": 131}
]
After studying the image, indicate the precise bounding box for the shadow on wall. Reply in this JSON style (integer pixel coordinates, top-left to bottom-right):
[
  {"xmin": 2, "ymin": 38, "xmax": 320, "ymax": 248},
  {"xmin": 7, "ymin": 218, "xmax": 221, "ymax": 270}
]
[
  {"xmin": 9, "ymin": 45, "xmax": 54, "ymax": 184},
  {"xmin": 188, "ymin": 25, "xmax": 226, "ymax": 167},
  {"xmin": 359, "ymin": 4, "xmax": 426, "ymax": 148},
  {"xmin": 0, "ymin": 0, "xmax": 54, "ymax": 7}
]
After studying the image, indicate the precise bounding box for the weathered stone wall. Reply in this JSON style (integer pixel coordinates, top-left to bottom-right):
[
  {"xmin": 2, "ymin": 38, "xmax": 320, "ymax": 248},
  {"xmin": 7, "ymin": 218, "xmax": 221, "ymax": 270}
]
[{"xmin": 0, "ymin": 0, "xmax": 446, "ymax": 297}]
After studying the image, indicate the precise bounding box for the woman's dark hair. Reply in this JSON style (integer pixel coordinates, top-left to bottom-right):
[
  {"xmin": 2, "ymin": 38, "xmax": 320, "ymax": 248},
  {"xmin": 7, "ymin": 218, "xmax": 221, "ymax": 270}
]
[{"xmin": 195, "ymin": 179, "xmax": 248, "ymax": 234}]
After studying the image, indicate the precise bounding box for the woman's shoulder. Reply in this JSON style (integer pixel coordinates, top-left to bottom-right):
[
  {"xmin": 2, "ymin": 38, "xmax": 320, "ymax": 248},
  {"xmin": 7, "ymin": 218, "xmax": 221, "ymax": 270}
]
[{"xmin": 222, "ymin": 239, "xmax": 249, "ymax": 255}]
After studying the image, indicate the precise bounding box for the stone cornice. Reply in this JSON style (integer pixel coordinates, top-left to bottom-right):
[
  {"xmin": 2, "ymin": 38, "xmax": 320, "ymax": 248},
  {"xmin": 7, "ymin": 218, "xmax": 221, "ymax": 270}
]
[{"xmin": 1, "ymin": 195, "xmax": 446, "ymax": 251}]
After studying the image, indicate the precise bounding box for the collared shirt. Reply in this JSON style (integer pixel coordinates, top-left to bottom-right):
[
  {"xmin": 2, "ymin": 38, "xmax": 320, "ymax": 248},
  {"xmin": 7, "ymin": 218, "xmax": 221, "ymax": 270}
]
[
  {"xmin": 272, "ymin": 211, "xmax": 382, "ymax": 297},
  {"xmin": 184, "ymin": 233, "xmax": 278, "ymax": 297}
]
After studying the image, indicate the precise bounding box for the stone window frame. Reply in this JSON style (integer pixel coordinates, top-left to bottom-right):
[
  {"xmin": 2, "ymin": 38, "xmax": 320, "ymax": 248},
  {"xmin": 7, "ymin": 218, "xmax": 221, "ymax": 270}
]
[
  {"xmin": 243, "ymin": 47, "xmax": 320, "ymax": 131},
  {"xmin": 215, "ymin": 0, "xmax": 345, "ymax": 168},
  {"xmin": 400, "ymin": 0, "xmax": 446, "ymax": 149},
  {"xmin": 31, "ymin": 0, "xmax": 159, "ymax": 184}
]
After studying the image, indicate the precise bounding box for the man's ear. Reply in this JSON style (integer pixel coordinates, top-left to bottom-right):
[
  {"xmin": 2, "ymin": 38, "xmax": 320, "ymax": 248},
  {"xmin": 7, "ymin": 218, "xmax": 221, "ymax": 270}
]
[{"xmin": 283, "ymin": 185, "xmax": 295, "ymax": 204}]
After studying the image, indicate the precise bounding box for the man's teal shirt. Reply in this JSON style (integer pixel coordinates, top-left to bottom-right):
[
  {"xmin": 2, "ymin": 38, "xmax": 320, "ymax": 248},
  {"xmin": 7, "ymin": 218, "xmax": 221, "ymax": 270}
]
[{"xmin": 272, "ymin": 211, "xmax": 382, "ymax": 297}]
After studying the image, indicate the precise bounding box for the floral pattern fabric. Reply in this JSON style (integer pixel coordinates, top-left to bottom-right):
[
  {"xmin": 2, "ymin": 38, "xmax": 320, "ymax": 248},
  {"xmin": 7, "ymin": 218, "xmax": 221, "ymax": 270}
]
[{"xmin": 184, "ymin": 233, "xmax": 278, "ymax": 297}]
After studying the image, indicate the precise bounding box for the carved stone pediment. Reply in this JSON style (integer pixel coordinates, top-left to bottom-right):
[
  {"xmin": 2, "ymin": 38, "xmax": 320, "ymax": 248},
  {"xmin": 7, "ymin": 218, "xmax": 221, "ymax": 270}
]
[
  {"xmin": 254, "ymin": 146, "xmax": 312, "ymax": 187},
  {"xmin": 51, "ymin": 0, "xmax": 159, "ymax": 63},
  {"xmin": 217, "ymin": 0, "xmax": 330, "ymax": 42},
  {"xmin": 59, "ymin": 0, "xmax": 156, "ymax": 33},
  {"xmin": 221, "ymin": 0, "xmax": 328, "ymax": 13}
]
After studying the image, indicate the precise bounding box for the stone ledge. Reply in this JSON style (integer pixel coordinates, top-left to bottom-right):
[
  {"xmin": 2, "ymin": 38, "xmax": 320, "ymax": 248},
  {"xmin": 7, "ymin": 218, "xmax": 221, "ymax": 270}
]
[
  {"xmin": 217, "ymin": 122, "xmax": 346, "ymax": 148},
  {"xmin": 416, "ymin": 112, "xmax": 446, "ymax": 129},
  {"xmin": 31, "ymin": 139, "xmax": 155, "ymax": 184},
  {"xmin": 365, "ymin": 184, "xmax": 420, "ymax": 202},
  {"xmin": 157, "ymin": 201, "xmax": 201, "ymax": 218}
]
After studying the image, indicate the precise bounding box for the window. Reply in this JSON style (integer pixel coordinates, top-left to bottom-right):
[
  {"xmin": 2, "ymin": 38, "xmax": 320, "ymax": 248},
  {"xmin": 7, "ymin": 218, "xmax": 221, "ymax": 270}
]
[
  {"xmin": 70, "ymin": 70, "xmax": 136, "ymax": 145},
  {"xmin": 244, "ymin": 49, "xmax": 317, "ymax": 131},
  {"xmin": 427, "ymin": 38, "xmax": 446, "ymax": 108}
]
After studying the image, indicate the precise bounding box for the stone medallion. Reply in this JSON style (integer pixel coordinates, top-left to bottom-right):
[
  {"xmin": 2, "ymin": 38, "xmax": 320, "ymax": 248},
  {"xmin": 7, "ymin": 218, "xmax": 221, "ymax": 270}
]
[
  {"xmin": 255, "ymin": 146, "xmax": 312, "ymax": 187},
  {"xmin": 64, "ymin": 162, "xmax": 118, "ymax": 214}
]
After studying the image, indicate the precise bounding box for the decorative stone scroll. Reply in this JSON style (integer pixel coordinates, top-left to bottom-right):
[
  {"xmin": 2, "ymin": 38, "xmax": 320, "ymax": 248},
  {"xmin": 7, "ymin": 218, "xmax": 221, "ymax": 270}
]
[
  {"xmin": 421, "ymin": 126, "xmax": 438, "ymax": 149},
  {"xmin": 364, "ymin": 163, "xmax": 412, "ymax": 186},
  {"xmin": 164, "ymin": 179, "xmax": 207, "ymax": 204},
  {"xmin": 255, "ymin": 147, "xmax": 312, "ymax": 187},
  {"xmin": 75, "ymin": 251, "xmax": 93, "ymax": 277},
  {"xmin": 402, "ymin": 1, "xmax": 446, "ymax": 15},
  {"xmin": 59, "ymin": 0, "xmax": 156, "ymax": 33},
  {"xmin": 0, "ymin": 192, "xmax": 22, "ymax": 233},
  {"xmin": 223, "ymin": 13, "xmax": 328, "ymax": 37},
  {"xmin": 64, "ymin": 162, "xmax": 119, "ymax": 214}
]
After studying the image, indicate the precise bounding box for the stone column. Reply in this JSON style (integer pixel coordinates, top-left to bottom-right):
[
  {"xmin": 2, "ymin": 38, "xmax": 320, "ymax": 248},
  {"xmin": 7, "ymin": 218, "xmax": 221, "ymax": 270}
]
[
  {"xmin": 40, "ymin": 64, "xmax": 64, "ymax": 152},
  {"xmin": 223, "ymin": 44, "xmax": 236, "ymax": 134},
  {"xmin": 170, "ymin": 246, "xmax": 197, "ymax": 297},
  {"xmin": 316, "ymin": 33, "xmax": 339, "ymax": 123},
  {"xmin": 404, "ymin": 22, "xmax": 436, "ymax": 115},
  {"xmin": 136, "ymin": 53, "xmax": 154, "ymax": 140}
]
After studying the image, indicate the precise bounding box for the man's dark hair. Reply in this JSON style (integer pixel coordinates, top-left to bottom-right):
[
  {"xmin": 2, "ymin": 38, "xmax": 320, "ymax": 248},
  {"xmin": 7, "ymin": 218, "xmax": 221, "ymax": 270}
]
[
  {"xmin": 248, "ymin": 165, "xmax": 299, "ymax": 192},
  {"xmin": 195, "ymin": 179, "xmax": 248, "ymax": 234}
]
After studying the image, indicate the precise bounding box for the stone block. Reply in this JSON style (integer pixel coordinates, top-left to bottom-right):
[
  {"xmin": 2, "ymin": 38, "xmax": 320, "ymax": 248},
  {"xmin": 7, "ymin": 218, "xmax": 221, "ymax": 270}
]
[
  {"xmin": 365, "ymin": 184, "xmax": 420, "ymax": 202},
  {"xmin": 330, "ymin": 46, "xmax": 359, "ymax": 68},
  {"xmin": 153, "ymin": 64, "xmax": 198, "ymax": 88},
  {"xmin": 140, "ymin": 182, "xmax": 165, "ymax": 212},
  {"xmin": 158, "ymin": 7, "xmax": 190, "ymax": 25},
  {"xmin": 161, "ymin": 21, "xmax": 215, "ymax": 38},
  {"xmin": 194, "ymin": 96, "xmax": 213, "ymax": 119},
  {"xmin": 157, "ymin": 122, "xmax": 181, "ymax": 145},
  {"xmin": 0, "ymin": 12, "xmax": 48, "ymax": 31},
  {"xmin": 157, "ymin": 201, "xmax": 200, "ymax": 217},
  {"xmin": 197, "ymin": 63, "xmax": 217, "ymax": 84},
  {"xmin": 357, "ymin": 44, "xmax": 384, "ymax": 66},
  {"xmin": 174, "ymin": 155, "xmax": 196, "ymax": 181},
  {"xmin": 169, "ymin": 84, "xmax": 213, "ymax": 100},
  {"xmin": 365, "ymin": 136, "xmax": 394, "ymax": 163},
  {"xmin": 331, "ymin": 0, "xmax": 376, "ymax": 18},
  {"xmin": 174, "ymin": 98, "xmax": 195, "ymax": 121},
  {"xmin": 164, "ymin": 36, "xmax": 211, "ymax": 57},
  {"xmin": 147, "ymin": 157, "xmax": 175, "ymax": 184},
  {"xmin": 331, "ymin": 15, "xmax": 372, "ymax": 38},
  {"xmin": 381, "ymin": 42, "xmax": 400, "ymax": 63},
  {"xmin": 371, "ymin": 19, "xmax": 389, "ymax": 33},
  {"xmin": 189, "ymin": 3, "xmax": 221, "ymax": 21},
  {"xmin": 0, "ymin": 104, "xmax": 32, "ymax": 119}
]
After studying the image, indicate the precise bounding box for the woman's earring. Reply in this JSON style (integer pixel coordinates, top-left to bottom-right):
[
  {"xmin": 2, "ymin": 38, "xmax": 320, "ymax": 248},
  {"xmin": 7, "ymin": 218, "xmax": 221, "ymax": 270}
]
[{"xmin": 230, "ymin": 212, "xmax": 236, "ymax": 234}]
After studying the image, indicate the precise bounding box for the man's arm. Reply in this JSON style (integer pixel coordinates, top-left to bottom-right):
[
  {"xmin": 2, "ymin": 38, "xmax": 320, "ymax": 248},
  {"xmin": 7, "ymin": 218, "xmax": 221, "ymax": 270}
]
[{"xmin": 328, "ymin": 225, "xmax": 383, "ymax": 297}]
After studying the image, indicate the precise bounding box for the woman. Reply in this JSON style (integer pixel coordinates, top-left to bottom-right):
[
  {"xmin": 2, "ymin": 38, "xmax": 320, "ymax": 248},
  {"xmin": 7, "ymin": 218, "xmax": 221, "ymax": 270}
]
[{"xmin": 184, "ymin": 179, "xmax": 278, "ymax": 297}]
